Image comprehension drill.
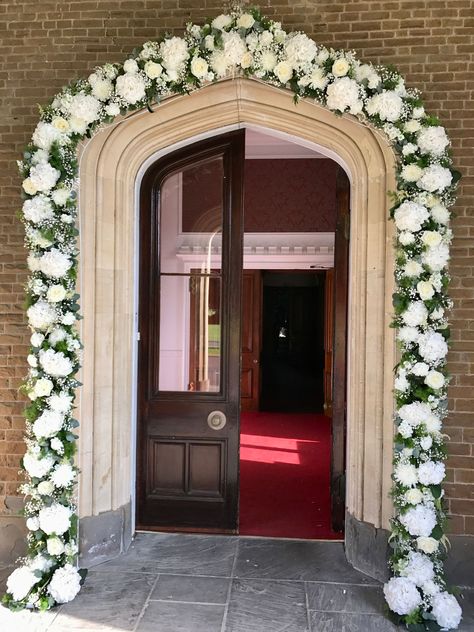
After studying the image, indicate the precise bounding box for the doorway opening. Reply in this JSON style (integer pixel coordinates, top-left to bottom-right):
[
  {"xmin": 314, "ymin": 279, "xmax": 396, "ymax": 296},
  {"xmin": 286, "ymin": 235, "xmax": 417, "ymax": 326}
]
[{"xmin": 137, "ymin": 126, "xmax": 348, "ymax": 540}]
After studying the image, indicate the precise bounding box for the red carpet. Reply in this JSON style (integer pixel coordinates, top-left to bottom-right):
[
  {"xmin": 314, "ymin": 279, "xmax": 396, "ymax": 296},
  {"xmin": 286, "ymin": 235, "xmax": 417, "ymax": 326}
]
[{"xmin": 239, "ymin": 412, "xmax": 342, "ymax": 540}]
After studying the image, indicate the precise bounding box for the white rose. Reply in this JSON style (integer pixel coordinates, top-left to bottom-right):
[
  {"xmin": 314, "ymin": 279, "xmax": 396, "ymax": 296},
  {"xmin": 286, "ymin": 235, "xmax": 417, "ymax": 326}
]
[
  {"xmin": 237, "ymin": 13, "xmax": 255, "ymax": 29},
  {"xmin": 332, "ymin": 58, "xmax": 350, "ymax": 77},
  {"xmin": 425, "ymin": 371, "xmax": 445, "ymax": 390},
  {"xmin": 33, "ymin": 378, "xmax": 54, "ymax": 398},
  {"xmin": 420, "ymin": 436, "xmax": 433, "ymax": 450},
  {"xmin": 240, "ymin": 51, "xmax": 253, "ymax": 69},
  {"xmin": 421, "ymin": 231, "xmax": 442, "ymax": 247},
  {"xmin": 404, "ymin": 260, "xmax": 423, "ymax": 277},
  {"xmin": 23, "ymin": 178, "xmax": 38, "ymax": 195},
  {"xmin": 27, "ymin": 354, "xmax": 37, "ymax": 368},
  {"xmin": 144, "ymin": 61, "xmax": 163, "ymax": 79},
  {"xmin": 401, "ymin": 164, "xmax": 424, "ymax": 182},
  {"xmin": 399, "ymin": 231, "xmax": 415, "ymax": 246},
  {"xmin": 37, "ymin": 480, "xmax": 55, "ymax": 495},
  {"xmin": 402, "ymin": 143, "xmax": 418, "ymax": 156},
  {"xmin": 416, "ymin": 536, "xmax": 439, "ymax": 554},
  {"xmin": 47, "ymin": 536, "xmax": 65, "ymax": 556},
  {"xmin": 51, "ymin": 117, "xmax": 70, "ymax": 133},
  {"xmin": 30, "ymin": 332, "xmax": 44, "ymax": 347},
  {"xmin": 204, "ymin": 35, "xmax": 215, "ymax": 51},
  {"xmin": 190, "ymin": 56, "xmax": 209, "ymax": 79},
  {"xmin": 413, "ymin": 106, "xmax": 425, "ymax": 119},
  {"xmin": 274, "ymin": 61, "xmax": 293, "ymax": 84},
  {"xmin": 105, "ymin": 102, "xmax": 121, "ymax": 117},
  {"xmin": 417, "ymin": 280, "xmax": 435, "ymax": 301},
  {"xmin": 46, "ymin": 284, "xmax": 67, "ymax": 303},
  {"xmin": 26, "ymin": 517, "xmax": 40, "ymax": 531},
  {"xmin": 123, "ymin": 58, "xmax": 138, "ymax": 74},
  {"xmin": 405, "ymin": 488, "xmax": 423, "ymax": 505}
]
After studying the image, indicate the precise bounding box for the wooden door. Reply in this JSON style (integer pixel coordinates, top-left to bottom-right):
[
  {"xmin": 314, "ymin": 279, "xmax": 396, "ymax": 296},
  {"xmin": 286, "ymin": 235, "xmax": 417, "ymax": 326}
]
[
  {"xmin": 240, "ymin": 270, "xmax": 262, "ymax": 412},
  {"xmin": 137, "ymin": 131, "xmax": 245, "ymax": 532},
  {"xmin": 331, "ymin": 168, "xmax": 350, "ymax": 532},
  {"xmin": 323, "ymin": 269, "xmax": 334, "ymax": 417}
]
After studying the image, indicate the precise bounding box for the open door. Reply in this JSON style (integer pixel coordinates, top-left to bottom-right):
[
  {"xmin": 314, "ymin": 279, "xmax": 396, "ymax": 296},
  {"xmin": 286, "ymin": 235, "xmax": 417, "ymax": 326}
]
[
  {"xmin": 323, "ymin": 268, "xmax": 334, "ymax": 418},
  {"xmin": 240, "ymin": 270, "xmax": 262, "ymax": 412},
  {"xmin": 331, "ymin": 168, "xmax": 350, "ymax": 532},
  {"xmin": 137, "ymin": 131, "xmax": 245, "ymax": 532}
]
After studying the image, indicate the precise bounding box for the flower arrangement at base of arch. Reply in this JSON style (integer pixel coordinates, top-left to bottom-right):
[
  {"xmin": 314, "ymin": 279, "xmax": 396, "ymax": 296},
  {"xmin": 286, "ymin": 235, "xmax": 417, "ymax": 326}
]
[{"xmin": 2, "ymin": 6, "xmax": 462, "ymax": 628}]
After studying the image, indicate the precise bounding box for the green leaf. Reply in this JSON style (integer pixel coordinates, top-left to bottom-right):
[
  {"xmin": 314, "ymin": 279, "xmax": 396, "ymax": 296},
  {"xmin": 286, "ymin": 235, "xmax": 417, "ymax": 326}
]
[{"xmin": 431, "ymin": 484, "xmax": 442, "ymax": 499}]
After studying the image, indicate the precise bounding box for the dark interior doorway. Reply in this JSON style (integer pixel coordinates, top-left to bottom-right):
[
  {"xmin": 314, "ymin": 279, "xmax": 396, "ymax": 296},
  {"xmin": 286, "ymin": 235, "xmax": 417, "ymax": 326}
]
[{"xmin": 260, "ymin": 271, "xmax": 325, "ymax": 413}]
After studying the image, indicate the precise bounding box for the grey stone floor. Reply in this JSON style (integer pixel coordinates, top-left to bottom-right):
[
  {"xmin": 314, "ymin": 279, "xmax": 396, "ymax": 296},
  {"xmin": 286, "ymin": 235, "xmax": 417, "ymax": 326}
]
[{"xmin": 1, "ymin": 533, "xmax": 473, "ymax": 631}]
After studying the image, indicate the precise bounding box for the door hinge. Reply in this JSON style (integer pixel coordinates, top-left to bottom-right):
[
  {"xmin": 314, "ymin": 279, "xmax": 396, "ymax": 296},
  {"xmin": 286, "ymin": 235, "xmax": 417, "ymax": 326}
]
[{"xmin": 136, "ymin": 332, "xmax": 141, "ymax": 341}]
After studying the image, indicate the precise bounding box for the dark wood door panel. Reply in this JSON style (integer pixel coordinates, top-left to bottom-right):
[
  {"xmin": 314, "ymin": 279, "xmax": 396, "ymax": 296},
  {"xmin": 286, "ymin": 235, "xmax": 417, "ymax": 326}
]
[
  {"xmin": 137, "ymin": 130, "xmax": 245, "ymax": 532},
  {"xmin": 240, "ymin": 270, "xmax": 262, "ymax": 412}
]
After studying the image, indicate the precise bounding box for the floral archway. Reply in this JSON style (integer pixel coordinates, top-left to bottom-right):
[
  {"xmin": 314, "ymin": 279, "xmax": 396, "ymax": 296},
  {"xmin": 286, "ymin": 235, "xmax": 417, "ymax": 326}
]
[{"xmin": 3, "ymin": 6, "xmax": 462, "ymax": 630}]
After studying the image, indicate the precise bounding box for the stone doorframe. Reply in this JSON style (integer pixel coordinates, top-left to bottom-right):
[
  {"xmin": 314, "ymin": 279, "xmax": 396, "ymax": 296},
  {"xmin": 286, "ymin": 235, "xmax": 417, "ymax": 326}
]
[{"xmin": 77, "ymin": 78, "xmax": 397, "ymax": 579}]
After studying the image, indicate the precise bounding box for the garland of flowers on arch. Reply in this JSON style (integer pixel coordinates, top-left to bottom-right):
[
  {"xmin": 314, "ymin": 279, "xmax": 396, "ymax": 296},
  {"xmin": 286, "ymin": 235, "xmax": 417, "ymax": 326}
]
[{"xmin": 2, "ymin": 6, "xmax": 463, "ymax": 629}]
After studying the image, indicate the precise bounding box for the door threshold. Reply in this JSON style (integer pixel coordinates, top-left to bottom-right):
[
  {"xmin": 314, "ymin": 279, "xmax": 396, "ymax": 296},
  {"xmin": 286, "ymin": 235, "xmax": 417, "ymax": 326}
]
[
  {"xmin": 136, "ymin": 524, "xmax": 237, "ymax": 535},
  {"xmin": 136, "ymin": 527, "xmax": 344, "ymax": 542}
]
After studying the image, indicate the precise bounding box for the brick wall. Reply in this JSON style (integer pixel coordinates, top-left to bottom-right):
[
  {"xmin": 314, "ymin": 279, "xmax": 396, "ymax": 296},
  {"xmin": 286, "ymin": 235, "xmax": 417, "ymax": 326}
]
[{"xmin": 0, "ymin": 0, "xmax": 473, "ymax": 535}]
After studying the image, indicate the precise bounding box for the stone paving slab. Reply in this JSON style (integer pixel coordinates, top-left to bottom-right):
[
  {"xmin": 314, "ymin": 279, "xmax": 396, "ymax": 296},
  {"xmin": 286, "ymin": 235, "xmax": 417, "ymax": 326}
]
[{"xmin": 0, "ymin": 533, "xmax": 472, "ymax": 632}]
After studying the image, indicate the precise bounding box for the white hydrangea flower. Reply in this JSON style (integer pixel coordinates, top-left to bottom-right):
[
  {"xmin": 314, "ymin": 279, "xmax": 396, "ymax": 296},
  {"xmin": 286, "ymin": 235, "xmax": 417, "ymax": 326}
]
[
  {"xmin": 38, "ymin": 248, "xmax": 72, "ymax": 278},
  {"xmin": 418, "ymin": 331, "xmax": 448, "ymax": 364},
  {"xmin": 398, "ymin": 420, "xmax": 413, "ymax": 438},
  {"xmin": 32, "ymin": 409, "xmax": 64, "ymax": 439},
  {"xmin": 326, "ymin": 77, "xmax": 362, "ymax": 114},
  {"xmin": 417, "ymin": 126, "xmax": 449, "ymax": 156},
  {"xmin": 32, "ymin": 122, "xmax": 65, "ymax": 151},
  {"xmin": 404, "ymin": 119, "xmax": 422, "ymax": 133},
  {"xmin": 383, "ymin": 577, "xmax": 422, "ymax": 615},
  {"xmin": 50, "ymin": 437, "xmax": 65, "ymax": 454},
  {"xmin": 48, "ymin": 392, "xmax": 73, "ymax": 413},
  {"xmin": 366, "ymin": 90, "xmax": 403, "ymax": 121},
  {"xmin": 27, "ymin": 300, "xmax": 57, "ymax": 330},
  {"xmin": 221, "ymin": 31, "xmax": 247, "ymax": 65},
  {"xmin": 23, "ymin": 452, "xmax": 55, "ymax": 478},
  {"xmin": 6, "ymin": 566, "xmax": 41, "ymax": 602},
  {"xmin": 39, "ymin": 348, "xmax": 74, "ymax": 377},
  {"xmin": 47, "ymin": 564, "xmax": 82, "ymax": 604},
  {"xmin": 404, "ymin": 260, "xmax": 423, "ymax": 277},
  {"xmin": 399, "ymin": 231, "xmax": 415, "ymax": 245},
  {"xmin": 431, "ymin": 592, "xmax": 462, "ymax": 630},
  {"xmin": 422, "ymin": 242, "xmax": 450, "ymax": 272},
  {"xmin": 26, "ymin": 516, "xmax": 40, "ymax": 531},
  {"xmin": 66, "ymin": 92, "xmax": 101, "ymax": 124},
  {"xmin": 411, "ymin": 362, "xmax": 430, "ymax": 376},
  {"xmin": 394, "ymin": 201, "xmax": 429, "ymax": 232},
  {"xmin": 431, "ymin": 204, "xmax": 450, "ymax": 225},
  {"xmin": 39, "ymin": 503, "xmax": 72, "ymax": 535},
  {"xmin": 394, "ymin": 462, "xmax": 418, "ymax": 487},
  {"xmin": 48, "ymin": 327, "xmax": 67, "ymax": 346},
  {"xmin": 398, "ymin": 401, "xmax": 435, "ymax": 427},
  {"xmin": 51, "ymin": 462, "xmax": 75, "ymax": 488},
  {"xmin": 402, "ymin": 142, "xmax": 418, "ymax": 156},
  {"xmin": 400, "ymin": 551, "xmax": 435, "ymax": 587},
  {"xmin": 420, "ymin": 435, "xmax": 433, "ymax": 450},
  {"xmin": 115, "ymin": 73, "xmax": 146, "ymax": 104},
  {"xmin": 401, "ymin": 301, "xmax": 428, "ymax": 327},
  {"xmin": 354, "ymin": 63, "xmax": 380, "ymax": 88},
  {"xmin": 28, "ymin": 163, "xmax": 61, "ymax": 193},
  {"xmin": 160, "ymin": 36, "xmax": 189, "ymax": 71},
  {"xmin": 400, "ymin": 504, "xmax": 437, "ymax": 536},
  {"xmin": 284, "ymin": 33, "xmax": 317, "ymax": 68},
  {"xmin": 105, "ymin": 102, "xmax": 121, "ymax": 116},
  {"xmin": 417, "ymin": 164, "xmax": 453, "ymax": 193},
  {"xmin": 397, "ymin": 326, "xmax": 420, "ymax": 344},
  {"xmin": 418, "ymin": 461, "xmax": 445, "ymax": 486}
]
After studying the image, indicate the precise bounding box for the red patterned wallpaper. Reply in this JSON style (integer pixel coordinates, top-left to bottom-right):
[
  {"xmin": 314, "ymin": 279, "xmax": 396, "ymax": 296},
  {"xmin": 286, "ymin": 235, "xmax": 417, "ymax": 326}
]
[{"xmin": 182, "ymin": 159, "xmax": 337, "ymax": 233}]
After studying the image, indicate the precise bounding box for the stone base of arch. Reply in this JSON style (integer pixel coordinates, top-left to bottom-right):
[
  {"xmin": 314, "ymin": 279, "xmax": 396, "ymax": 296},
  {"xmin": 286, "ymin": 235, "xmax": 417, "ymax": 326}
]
[{"xmin": 76, "ymin": 78, "xmax": 398, "ymax": 576}]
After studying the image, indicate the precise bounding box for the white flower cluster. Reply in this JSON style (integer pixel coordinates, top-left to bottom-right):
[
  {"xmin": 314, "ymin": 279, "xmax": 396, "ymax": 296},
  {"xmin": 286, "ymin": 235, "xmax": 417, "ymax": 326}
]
[{"xmin": 9, "ymin": 7, "xmax": 460, "ymax": 626}]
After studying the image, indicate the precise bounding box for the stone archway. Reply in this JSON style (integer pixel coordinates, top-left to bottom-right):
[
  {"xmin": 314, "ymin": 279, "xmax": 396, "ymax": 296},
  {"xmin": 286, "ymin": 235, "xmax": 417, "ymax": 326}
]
[{"xmin": 77, "ymin": 78, "xmax": 396, "ymax": 579}]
